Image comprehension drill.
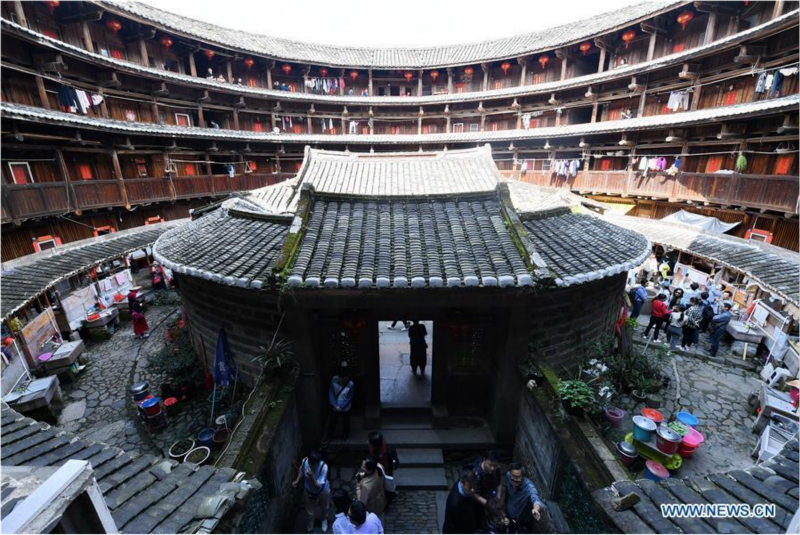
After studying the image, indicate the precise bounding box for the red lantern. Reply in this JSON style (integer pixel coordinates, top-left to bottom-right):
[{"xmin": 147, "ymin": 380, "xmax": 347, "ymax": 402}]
[
  {"xmin": 244, "ymin": 57, "xmax": 254, "ymax": 69},
  {"xmin": 579, "ymin": 42, "xmax": 592, "ymax": 55},
  {"xmin": 106, "ymin": 20, "xmax": 122, "ymax": 33},
  {"xmin": 538, "ymin": 54, "xmax": 549, "ymax": 69},
  {"xmin": 676, "ymin": 10, "xmax": 694, "ymax": 30},
  {"xmin": 464, "ymin": 66, "xmax": 474, "ymax": 76},
  {"xmin": 160, "ymin": 36, "xmax": 173, "ymax": 49},
  {"xmin": 501, "ymin": 61, "xmax": 511, "ymax": 75},
  {"xmin": 282, "ymin": 63, "xmax": 292, "ymax": 75},
  {"xmin": 404, "ymin": 71, "xmax": 413, "ymax": 82},
  {"xmin": 349, "ymin": 70, "xmax": 358, "ymax": 81},
  {"xmin": 320, "ymin": 68, "xmax": 328, "ymax": 77},
  {"xmin": 430, "ymin": 70, "xmax": 439, "ymax": 81},
  {"xmin": 205, "ymin": 49, "xmax": 215, "ymax": 61},
  {"xmin": 621, "ymin": 29, "xmax": 636, "ymax": 48},
  {"xmin": 45, "ymin": 1, "xmax": 60, "ymax": 14}
]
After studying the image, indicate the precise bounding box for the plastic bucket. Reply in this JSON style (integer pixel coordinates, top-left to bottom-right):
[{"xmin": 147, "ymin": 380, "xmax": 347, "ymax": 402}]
[
  {"xmin": 183, "ymin": 446, "xmax": 210, "ymax": 465},
  {"xmin": 616, "ymin": 442, "xmax": 638, "ymax": 467},
  {"xmin": 604, "ymin": 407, "xmax": 626, "ymax": 427},
  {"xmin": 632, "ymin": 415, "xmax": 657, "ymax": 442},
  {"xmin": 197, "ymin": 428, "xmax": 215, "ymax": 448},
  {"xmin": 656, "ymin": 425, "xmax": 681, "ymax": 455},
  {"xmin": 676, "ymin": 411, "xmax": 699, "ymax": 427},
  {"xmin": 140, "ymin": 397, "xmax": 161, "ymax": 416},
  {"xmin": 644, "ymin": 460, "xmax": 670, "ymax": 481},
  {"xmin": 212, "ymin": 428, "xmax": 231, "ymax": 447},
  {"xmin": 641, "ymin": 408, "xmax": 663, "ymax": 424},
  {"xmin": 164, "ymin": 397, "xmax": 179, "ymax": 416}
]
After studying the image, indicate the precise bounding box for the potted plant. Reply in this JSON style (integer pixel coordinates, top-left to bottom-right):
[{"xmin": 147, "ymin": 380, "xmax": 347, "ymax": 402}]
[{"xmin": 558, "ymin": 379, "xmax": 597, "ymax": 416}]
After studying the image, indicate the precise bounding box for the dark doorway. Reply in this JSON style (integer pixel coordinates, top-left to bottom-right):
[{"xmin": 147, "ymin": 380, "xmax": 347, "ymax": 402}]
[{"xmin": 378, "ymin": 320, "xmax": 432, "ymax": 408}]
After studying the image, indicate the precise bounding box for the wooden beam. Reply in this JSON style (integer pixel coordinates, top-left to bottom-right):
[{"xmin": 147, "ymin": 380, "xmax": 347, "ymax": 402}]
[
  {"xmin": 35, "ymin": 75, "xmax": 50, "ymax": 109},
  {"xmin": 99, "ymin": 71, "xmax": 122, "ymax": 88},
  {"xmin": 81, "ymin": 21, "xmax": 94, "ymax": 53},
  {"xmin": 12, "ymin": 1, "xmax": 27, "ymax": 27},
  {"xmin": 152, "ymin": 82, "xmax": 169, "ymax": 97},
  {"xmin": 138, "ymin": 38, "xmax": 149, "ymax": 66},
  {"xmin": 55, "ymin": 149, "xmax": 80, "ymax": 215},
  {"xmin": 693, "ymin": 2, "xmax": 740, "ymax": 16},
  {"xmin": 704, "ymin": 11, "xmax": 717, "ymax": 44}
]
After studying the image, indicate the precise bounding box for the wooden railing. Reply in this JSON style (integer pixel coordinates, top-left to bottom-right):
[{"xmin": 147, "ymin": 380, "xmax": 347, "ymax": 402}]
[
  {"xmin": 1, "ymin": 173, "xmax": 294, "ymax": 222},
  {"xmin": 504, "ymin": 170, "xmax": 799, "ymax": 214}
]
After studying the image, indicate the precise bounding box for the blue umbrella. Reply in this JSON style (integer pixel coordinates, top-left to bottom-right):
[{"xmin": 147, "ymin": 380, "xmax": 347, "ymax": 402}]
[{"xmin": 211, "ymin": 328, "xmax": 237, "ymax": 424}]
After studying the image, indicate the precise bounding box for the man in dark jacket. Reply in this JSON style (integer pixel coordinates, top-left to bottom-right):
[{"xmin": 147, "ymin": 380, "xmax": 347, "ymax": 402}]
[{"xmin": 443, "ymin": 470, "xmax": 481, "ymax": 534}]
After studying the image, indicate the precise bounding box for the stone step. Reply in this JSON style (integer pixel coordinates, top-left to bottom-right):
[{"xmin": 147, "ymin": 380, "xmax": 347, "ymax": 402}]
[
  {"xmin": 396, "ymin": 448, "xmax": 444, "ymax": 467},
  {"xmin": 330, "ymin": 425, "xmax": 495, "ymax": 450},
  {"xmin": 395, "ymin": 466, "xmax": 449, "ymax": 490},
  {"xmin": 380, "ymin": 413, "xmax": 434, "ymax": 430}
]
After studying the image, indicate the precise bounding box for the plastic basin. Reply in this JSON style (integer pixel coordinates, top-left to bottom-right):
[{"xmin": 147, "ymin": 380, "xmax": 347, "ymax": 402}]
[
  {"xmin": 676, "ymin": 411, "xmax": 698, "ymax": 427},
  {"xmin": 645, "ymin": 460, "xmax": 670, "ymax": 481},
  {"xmin": 641, "ymin": 408, "xmax": 663, "ymax": 423},
  {"xmin": 632, "ymin": 415, "xmax": 657, "ymax": 442}
]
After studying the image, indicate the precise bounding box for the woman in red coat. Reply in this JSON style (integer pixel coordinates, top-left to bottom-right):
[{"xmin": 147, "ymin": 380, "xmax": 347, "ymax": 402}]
[{"xmin": 131, "ymin": 302, "xmax": 150, "ymax": 338}]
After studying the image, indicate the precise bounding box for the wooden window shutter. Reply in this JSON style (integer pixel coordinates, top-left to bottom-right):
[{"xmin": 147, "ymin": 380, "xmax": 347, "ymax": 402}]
[
  {"xmin": 775, "ymin": 155, "xmax": 795, "ymax": 175},
  {"xmin": 705, "ymin": 156, "xmax": 723, "ymax": 173},
  {"xmin": 600, "ymin": 159, "xmax": 612, "ymax": 171},
  {"xmin": 184, "ymin": 163, "xmax": 196, "ymax": 176},
  {"xmin": 9, "ymin": 163, "xmax": 32, "ymax": 184},
  {"xmin": 248, "ymin": 78, "xmax": 257, "ymax": 87},
  {"xmin": 78, "ymin": 163, "xmax": 93, "ymax": 180}
]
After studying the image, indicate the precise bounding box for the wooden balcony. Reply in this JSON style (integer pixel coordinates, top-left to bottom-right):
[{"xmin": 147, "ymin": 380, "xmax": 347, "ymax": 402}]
[
  {"xmin": 1, "ymin": 173, "xmax": 293, "ymax": 223},
  {"xmin": 505, "ymin": 170, "xmax": 799, "ymax": 214}
]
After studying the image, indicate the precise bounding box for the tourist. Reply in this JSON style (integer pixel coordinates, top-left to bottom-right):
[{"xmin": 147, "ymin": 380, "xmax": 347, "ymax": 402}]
[
  {"xmin": 131, "ymin": 302, "xmax": 149, "ymax": 338},
  {"xmin": 709, "ymin": 302, "xmax": 733, "ymax": 357},
  {"xmin": 356, "ymin": 456, "xmax": 386, "ymax": 521},
  {"xmin": 504, "ymin": 463, "xmax": 545, "ymax": 533},
  {"xmin": 332, "ymin": 489, "xmax": 355, "ymax": 534},
  {"xmin": 368, "ymin": 431, "xmax": 397, "ymax": 476},
  {"xmin": 680, "ymin": 298, "xmax": 704, "ymax": 351},
  {"xmin": 127, "ymin": 287, "xmax": 141, "ymax": 315},
  {"xmin": 668, "ymin": 288, "xmax": 684, "ymax": 310},
  {"xmin": 681, "ymin": 282, "xmax": 700, "ymax": 307},
  {"xmin": 443, "ymin": 470, "xmax": 481, "ymax": 534},
  {"xmin": 698, "ymin": 291, "xmax": 714, "ymax": 333},
  {"xmin": 665, "ymin": 305, "xmax": 685, "ymax": 351},
  {"xmin": 408, "ymin": 320, "xmax": 428, "ymax": 376},
  {"xmin": 658, "ymin": 259, "xmax": 671, "ymax": 281},
  {"xmin": 151, "ymin": 262, "xmax": 167, "ymax": 290},
  {"xmin": 485, "ymin": 496, "xmax": 510, "ymax": 534},
  {"xmin": 629, "ymin": 284, "xmax": 647, "ymax": 319},
  {"xmin": 328, "ymin": 366, "xmax": 354, "ymax": 439},
  {"xmin": 472, "ymin": 450, "xmax": 505, "ymax": 507},
  {"xmin": 292, "ymin": 449, "xmax": 331, "ymax": 533},
  {"xmin": 640, "ymin": 254, "xmax": 658, "ymax": 284},
  {"xmin": 348, "ymin": 500, "xmax": 384, "ymax": 534},
  {"xmin": 388, "ymin": 320, "xmax": 408, "ymax": 330},
  {"xmin": 643, "ymin": 294, "xmax": 670, "ymax": 342},
  {"xmin": 205, "ymin": 67, "xmax": 214, "ymax": 79}
]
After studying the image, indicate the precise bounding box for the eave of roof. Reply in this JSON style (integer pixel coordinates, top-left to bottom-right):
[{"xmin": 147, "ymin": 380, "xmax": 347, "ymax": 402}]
[
  {"xmin": 4, "ymin": 94, "xmax": 797, "ymax": 145},
  {"xmin": 97, "ymin": 1, "xmax": 685, "ymax": 69},
  {"xmin": 3, "ymin": 10, "xmax": 796, "ymax": 107}
]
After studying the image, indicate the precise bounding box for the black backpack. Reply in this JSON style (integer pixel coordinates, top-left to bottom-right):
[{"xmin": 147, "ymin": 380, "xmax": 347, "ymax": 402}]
[{"xmin": 701, "ymin": 304, "xmax": 714, "ymax": 321}]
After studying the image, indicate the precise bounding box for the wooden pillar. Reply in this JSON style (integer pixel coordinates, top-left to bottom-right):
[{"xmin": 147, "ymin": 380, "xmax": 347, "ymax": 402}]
[
  {"xmin": 204, "ymin": 154, "xmax": 212, "ymax": 176},
  {"xmin": 271, "ymin": 112, "xmax": 277, "ymax": 130},
  {"xmin": 138, "ymin": 38, "xmax": 148, "ymax": 66},
  {"xmin": 340, "ymin": 114, "xmax": 346, "ymax": 134},
  {"xmin": 12, "ymin": 0, "xmax": 26, "ymax": 27},
  {"xmin": 446, "ymin": 115, "xmax": 451, "ymax": 133},
  {"xmin": 480, "ymin": 112, "xmax": 486, "ymax": 131},
  {"xmin": 368, "ymin": 69, "xmax": 373, "ymax": 96},
  {"xmin": 232, "ymin": 108, "xmax": 240, "ymax": 130},
  {"xmin": 98, "ymin": 89, "xmax": 109, "ymax": 117},
  {"xmin": 516, "ymin": 111, "xmax": 523, "ymax": 130},
  {"xmin": 637, "ymin": 84, "xmax": 648, "ymax": 117},
  {"xmin": 597, "ymin": 48, "xmax": 607, "ymax": 73},
  {"xmin": 704, "ymin": 11, "xmax": 717, "ymax": 44},
  {"xmin": 368, "ymin": 108, "xmax": 374, "ymax": 135},
  {"xmin": 81, "ymin": 21, "xmax": 94, "ymax": 53},
  {"xmin": 110, "ymin": 150, "xmax": 130, "ymax": 208},
  {"xmin": 197, "ymin": 106, "xmax": 205, "ymax": 127},
  {"xmin": 417, "ymin": 107, "xmax": 423, "ymax": 135},
  {"xmin": 418, "ymin": 69, "xmax": 423, "ymax": 96},
  {"xmin": 690, "ymin": 78, "xmax": 702, "ymax": 111},
  {"xmin": 150, "ymin": 99, "xmax": 159, "ymax": 123},
  {"xmin": 302, "ymin": 65, "xmax": 310, "ymax": 94},
  {"xmin": 518, "ymin": 58, "xmax": 527, "ymax": 86},
  {"xmin": 560, "ymin": 57, "xmax": 568, "ymax": 81},
  {"xmin": 307, "ymin": 113, "xmax": 313, "ymax": 134},
  {"xmin": 55, "ymin": 149, "xmax": 80, "ymax": 214},
  {"xmin": 164, "ymin": 151, "xmax": 177, "ymax": 200},
  {"xmin": 267, "ymin": 61, "xmax": 274, "ymax": 89},
  {"xmin": 35, "ymin": 75, "xmax": 50, "ymax": 109},
  {"xmin": 339, "ymin": 69, "xmax": 345, "ymax": 96},
  {"xmin": 646, "ymin": 33, "xmax": 657, "ymax": 61},
  {"xmin": 773, "ymin": 1, "xmax": 785, "ymax": 17},
  {"xmin": 624, "ymin": 146, "xmax": 637, "ymax": 196},
  {"xmin": 226, "ymin": 60, "xmax": 233, "ymax": 83},
  {"xmin": 446, "ymin": 68, "xmax": 453, "ymax": 94},
  {"xmin": 188, "ymin": 53, "xmax": 197, "ymax": 77},
  {"xmin": 590, "ymin": 101, "xmax": 599, "ymax": 123},
  {"xmin": 482, "ymin": 63, "xmax": 489, "ymax": 92}
]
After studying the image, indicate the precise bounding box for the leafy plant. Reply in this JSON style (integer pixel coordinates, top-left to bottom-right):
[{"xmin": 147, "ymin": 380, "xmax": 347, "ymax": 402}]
[
  {"xmin": 625, "ymin": 317, "xmax": 639, "ymax": 328},
  {"xmin": 558, "ymin": 379, "xmax": 597, "ymax": 410},
  {"xmin": 252, "ymin": 338, "xmax": 295, "ymax": 374}
]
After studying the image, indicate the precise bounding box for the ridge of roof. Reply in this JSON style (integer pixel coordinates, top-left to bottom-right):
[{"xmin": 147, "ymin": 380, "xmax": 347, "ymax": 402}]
[{"xmin": 98, "ymin": 1, "xmax": 685, "ymax": 69}]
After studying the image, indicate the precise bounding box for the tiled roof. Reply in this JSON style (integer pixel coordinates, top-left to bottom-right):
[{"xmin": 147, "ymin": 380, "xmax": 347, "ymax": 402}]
[
  {"xmin": 523, "ymin": 213, "xmax": 650, "ymax": 286},
  {"xmin": 300, "ymin": 146, "xmax": 500, "ymax": 197},
  {"xmin": 0, "ymin": 406, "xmax": 247, "ymax": 534},
  {"xmin": 4, "ymin": 95, "xmax": 797, "ymax": 145},
  {"xmin": 155, "ymin": 147, "xmax": 651, "ymax": 291},
  {"xmin": 593, "ymin": 438, "xmax": 799, "ymax": 534},
  {"xmin": 100, "ymin": 1, "xmax": 682, "ymax": 69},
  {"xmin": 605, "ymin": 214, "xmax": 800, "ymax": 307},
  {"xmin": 287, "ymin": 197, "xmax": 531, "ymax": 289},
  {"xmin": 0, "ymin": 222, "xmax": 182, "ymax": 321},
  {"xmin": 4, "ymin": 10, "xmax": 796, "ymax": 107}
]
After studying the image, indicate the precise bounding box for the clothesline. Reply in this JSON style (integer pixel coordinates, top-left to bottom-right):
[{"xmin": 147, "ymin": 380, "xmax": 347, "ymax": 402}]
[{"xmin": 646, "ymin": 61, "xmax": 799, "ymax": 98}]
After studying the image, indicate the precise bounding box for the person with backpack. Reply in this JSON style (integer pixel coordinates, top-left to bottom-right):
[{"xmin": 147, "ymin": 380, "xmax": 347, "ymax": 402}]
[
  {"xmin": 698, "ymin": 291, "xmax": 714, "ymax": 333},
  {"xmin": 629, "ymin": 285, "xmax": 648, "ymax": 319},
  {"xmin": 293, "ymin": 449, "xmax": 332, "ymax": 533},
  {"xmin": 643, "ymin": 294, "xmax": 670, "ymax": 342},
  {"xmin": 709, "ymin": 302, "xmax": 733, "ymax": 357},
  {"xmin": 665, "ymin": 305, "xmax": 685, "ymax": 351},
  {"xmin": 680, "ymin": 298, "xmax": 704, "ymax": 351}
]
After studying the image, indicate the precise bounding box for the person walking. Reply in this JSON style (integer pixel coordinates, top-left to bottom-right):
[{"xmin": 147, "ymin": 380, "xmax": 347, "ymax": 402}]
[
  {"xmin": 292, "ymin": 449, "xmax": 332, "ymax": 533},
  {"xmin": 348, "ymin": 500, "xmax": 384, "ymax": 534},
  {"xmin": 368, "ymin": 431, "xmax": 397, "ymax": 477},
  {"xmin": 407, "ymin": 320, "xmax": 428, "ymax": 376},
  {"xmin": 389, "ymin": 320, "xmax": 409, "ymax": 331},
  {"xmin": 356, "ymin": 457, "xmax": 387, "ymax": 521},
  {"xmin": 643, "ymin": 294, "xmax": 670, "ymax": 342},
  {"xmin": 629, "ymin": 285, "xmax": 648, "ymax": 319},
  {"xmin": 504, "ymin": 463, "xmax": 545, "ymax": 533},
  {"xmin": 665, "ymin": 305, "xmax": 685, "ymax": 351},
  {"xmin": 131, "ymin": 302, "xmax": 150, "ymax": 338},
  {"xmin": 443, "ymin": 470, "xmax": 482, "ymax": 534},
  {"xmin": 328, "ymin": 366, "xmax": 354, "ymax": 439},
  {"xmin": 680, "ymin": 298, "xmax": 703, "ymax": 351},
  {"xmin": 332, "ymin": 489, "xmax": 355, "ymax": 534},
  {"xmin": 709, "ymin": 303, "xmax": 733, "ymax": 357},
  {"xmin": 668, "ymin": 288, "xmax": 684, "ymax": 310},
  {"xmin": 471, "ymin": 450, "xmax": 505, "ymax": 507}
]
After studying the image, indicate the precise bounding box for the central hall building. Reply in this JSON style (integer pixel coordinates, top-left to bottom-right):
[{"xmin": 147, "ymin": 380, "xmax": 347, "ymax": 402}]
[{"xmin": 154, "ymin": 145, "xmax": 650, "ymax": 445}]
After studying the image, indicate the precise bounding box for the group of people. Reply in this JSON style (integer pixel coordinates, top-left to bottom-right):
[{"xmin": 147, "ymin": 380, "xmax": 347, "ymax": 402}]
[
  {"xmin": 293, "ymin": 432, "xmax": 398, "ymax": 534},
  {"xmin": 443, "ymin": 452, "xmax": 545, "ymax": 534},
  {"xmin": 629, "ymin": 254, "xmax": 736, "ymax": 357}
]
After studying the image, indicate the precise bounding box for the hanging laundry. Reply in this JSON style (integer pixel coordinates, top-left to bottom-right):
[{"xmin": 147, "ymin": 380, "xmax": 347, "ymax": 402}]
[
  {"xmin": 57, "ymin": 84, "xmax": 78, "ymax": 111},
  {"xmin": 666, "ymin": 91, "xmax": 690, "ymax": 111},
  {"xmin": 768, "ymin": 71, "xmax": 784, "ymax": 99},
  {"xmin": 754, "ymin": 71, "xmax": 768, "ymax": 93},
  {"xmin": 735, "ymin": 152, "xmax": 747, "ymax": 173},
  {"xmin": 520, "ymin": 160, "xmax": 528, "ymax": 172},
  {"xmin": 321, "ymin": 118, "xmax": 327, "ymax": 132},
  {"xmin": 74, "ymin": 90, "xmax": 91, "ymax": 114},
  {"xmin": 568, "ymin": 159, "xmax": 579, "ymax": 177},
  {"xmin": 638, "ymin": 156, "xmax": 649, "ymax": 171},
  {"xmin": 227, "ymin": 164, "xmax": 235, "ymax": 178},
  {"xmin": 329, "ymin": 118, "xmax": 334, "ymax": 131},
  {"xmin": 779, "ymin": 67, "xmax": 798, "ymax": 77}
]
